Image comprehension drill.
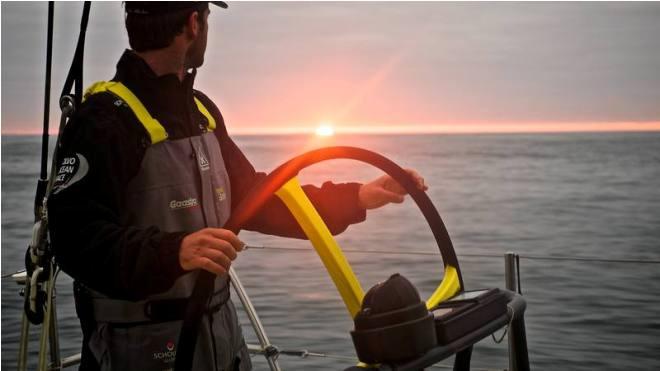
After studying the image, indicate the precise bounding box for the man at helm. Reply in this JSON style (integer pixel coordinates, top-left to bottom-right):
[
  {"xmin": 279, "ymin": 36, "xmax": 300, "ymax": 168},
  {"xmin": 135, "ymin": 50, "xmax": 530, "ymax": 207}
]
[{"xmin": 48, "ymin": 2, "xmax": 427, "ymax": 370}]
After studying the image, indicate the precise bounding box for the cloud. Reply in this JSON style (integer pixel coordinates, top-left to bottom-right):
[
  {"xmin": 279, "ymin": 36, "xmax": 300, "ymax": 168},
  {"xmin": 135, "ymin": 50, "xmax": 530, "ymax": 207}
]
[{"xmin": 2, "ymin": 2, "xmax": 659, "ymax": 134}]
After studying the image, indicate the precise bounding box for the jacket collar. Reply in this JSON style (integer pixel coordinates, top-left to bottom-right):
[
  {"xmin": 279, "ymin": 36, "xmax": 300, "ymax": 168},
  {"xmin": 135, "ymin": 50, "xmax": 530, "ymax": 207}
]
[{"xmin": 113, "ymin": 50, "xmax": 199, "ymax": 138}]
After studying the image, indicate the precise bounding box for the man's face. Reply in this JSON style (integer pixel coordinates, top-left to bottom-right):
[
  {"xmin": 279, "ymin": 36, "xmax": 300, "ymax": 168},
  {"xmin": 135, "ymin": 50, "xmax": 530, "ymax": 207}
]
[{"xmin": 185, "ymin": 8, "xmax": 210, "ymax": 69}]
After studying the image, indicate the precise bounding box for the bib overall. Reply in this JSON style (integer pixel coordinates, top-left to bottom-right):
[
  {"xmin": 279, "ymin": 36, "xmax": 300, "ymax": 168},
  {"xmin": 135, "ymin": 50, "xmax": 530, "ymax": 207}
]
[{"xmin": 78, "ymin": 82, "xmax": 251, "ymax": 371}]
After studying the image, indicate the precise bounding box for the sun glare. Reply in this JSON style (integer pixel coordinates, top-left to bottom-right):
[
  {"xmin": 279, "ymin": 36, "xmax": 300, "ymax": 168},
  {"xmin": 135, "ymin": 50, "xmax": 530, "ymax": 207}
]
[{"xmin": 315, "ymin": 122, "xmax": 335, "ymax": 137}]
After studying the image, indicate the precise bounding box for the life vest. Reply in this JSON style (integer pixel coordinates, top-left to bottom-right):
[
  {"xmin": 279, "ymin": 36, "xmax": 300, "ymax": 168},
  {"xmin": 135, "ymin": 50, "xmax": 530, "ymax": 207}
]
[{"xmin": 77, "ymin": 81, "xmax": 250, "ymax": 371}]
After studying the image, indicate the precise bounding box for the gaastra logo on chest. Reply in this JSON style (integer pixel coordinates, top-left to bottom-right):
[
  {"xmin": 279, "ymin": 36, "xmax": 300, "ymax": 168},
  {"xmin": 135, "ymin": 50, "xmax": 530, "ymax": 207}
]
[{"xmin": 169, "ymin": 197, "xmax": 199, "ymax": 210}]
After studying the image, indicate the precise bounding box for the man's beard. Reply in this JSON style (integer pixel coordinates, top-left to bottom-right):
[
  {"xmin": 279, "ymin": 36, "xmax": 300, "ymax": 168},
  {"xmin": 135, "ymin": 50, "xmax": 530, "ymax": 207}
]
[
  {"xmin": 185, "ymin": 21, "xmax": 207, "ymax": 69},
  {"xmin": 185, "ymin": 41, "xmax": 205, "ymax": 69}
]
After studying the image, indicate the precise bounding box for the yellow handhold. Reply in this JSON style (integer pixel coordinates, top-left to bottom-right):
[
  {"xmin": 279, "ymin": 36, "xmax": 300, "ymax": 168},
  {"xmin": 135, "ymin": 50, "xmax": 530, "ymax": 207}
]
[
  {"xmin": 275, "ymin": 178, "xmax": 365, "ymax": 317},
  {"xmin": 426, "ymin": 265, "xmax": 461, "ymax": 310}
]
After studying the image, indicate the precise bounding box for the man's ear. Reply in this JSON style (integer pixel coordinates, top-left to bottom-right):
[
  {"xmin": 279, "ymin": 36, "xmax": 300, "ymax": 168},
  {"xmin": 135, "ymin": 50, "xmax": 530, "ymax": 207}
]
[{"xmin": 185, "ymin": 11, "xmax": 200, "ymax": 38}]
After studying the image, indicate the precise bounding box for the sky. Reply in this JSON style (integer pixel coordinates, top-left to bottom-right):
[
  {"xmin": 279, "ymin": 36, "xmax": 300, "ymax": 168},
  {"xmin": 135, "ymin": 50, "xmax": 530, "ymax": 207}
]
[{"xmin": 2, "ymin": 1, "xmax": 660, "ymax": 135}]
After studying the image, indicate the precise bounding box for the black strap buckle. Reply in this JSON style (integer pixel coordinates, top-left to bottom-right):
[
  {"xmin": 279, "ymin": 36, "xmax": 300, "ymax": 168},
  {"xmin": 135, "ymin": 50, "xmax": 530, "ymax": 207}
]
[
  {"xmin": 145, "ymin": 298, "xmax": 187, "ymax": 322},
  {"xmin": 145, "ymin": 289, "xmax": 230, "ymax": 322}
]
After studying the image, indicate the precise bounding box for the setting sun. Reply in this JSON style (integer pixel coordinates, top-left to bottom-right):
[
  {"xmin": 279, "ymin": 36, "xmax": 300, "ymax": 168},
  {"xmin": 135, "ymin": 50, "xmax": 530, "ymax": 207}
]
[{"xmin": 315, "ymin": 122, "xmax": 335, "ymax": 137}]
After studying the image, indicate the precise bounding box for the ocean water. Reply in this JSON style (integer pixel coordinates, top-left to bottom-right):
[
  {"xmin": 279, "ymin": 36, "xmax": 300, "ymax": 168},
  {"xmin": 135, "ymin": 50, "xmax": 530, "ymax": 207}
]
[{"xmin": 2, "ymin": 133, "xmax": 660, "ymax": 370}]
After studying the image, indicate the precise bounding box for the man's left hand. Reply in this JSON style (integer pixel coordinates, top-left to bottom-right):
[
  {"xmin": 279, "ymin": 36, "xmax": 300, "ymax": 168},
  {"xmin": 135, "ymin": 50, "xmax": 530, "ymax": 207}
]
[{"xmin": 358, "ymin": 168, "xmax": 428, "ymax": 210}]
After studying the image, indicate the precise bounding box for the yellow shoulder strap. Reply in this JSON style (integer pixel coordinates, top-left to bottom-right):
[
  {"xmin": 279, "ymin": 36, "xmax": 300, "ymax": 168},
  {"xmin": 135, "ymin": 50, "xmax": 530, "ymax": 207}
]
[
  {"xmin": 194, "ymin": 96, "xmax": 217, "ymax": 131},
  {"xmin": 84, "ymin": 81, "xmax": 168, "ymax": 144}
]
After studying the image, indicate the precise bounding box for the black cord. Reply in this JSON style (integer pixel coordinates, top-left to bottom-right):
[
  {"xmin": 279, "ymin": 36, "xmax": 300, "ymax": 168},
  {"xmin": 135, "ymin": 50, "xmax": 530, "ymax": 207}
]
[
  {"xmin": 40, "ymin": 2, "xmax": 54, "ymax": 181},
  {"xmin": 59, "ymin": 2, "xmax": 91, "ymax": 106},
  {"xmin": 74, "ymin": 2, "xmax": 91, "ymax": 106},
  {"xmin": 33, "ymin": 2, "xmax": 56, "ymax": 222}
]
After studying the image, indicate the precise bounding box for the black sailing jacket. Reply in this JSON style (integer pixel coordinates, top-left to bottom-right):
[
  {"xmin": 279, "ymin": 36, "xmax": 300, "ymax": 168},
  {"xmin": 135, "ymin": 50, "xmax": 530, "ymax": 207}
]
[{"xmin": 48, "ymin": 50, "xmax": 366, "ymax": 301}]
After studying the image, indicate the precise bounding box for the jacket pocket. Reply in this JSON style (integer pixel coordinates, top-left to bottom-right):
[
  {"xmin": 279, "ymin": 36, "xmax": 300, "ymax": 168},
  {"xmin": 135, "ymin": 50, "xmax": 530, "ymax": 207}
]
[{"xmin": 94, "ymin": 320, "xmax": 184, "ymax": 371}]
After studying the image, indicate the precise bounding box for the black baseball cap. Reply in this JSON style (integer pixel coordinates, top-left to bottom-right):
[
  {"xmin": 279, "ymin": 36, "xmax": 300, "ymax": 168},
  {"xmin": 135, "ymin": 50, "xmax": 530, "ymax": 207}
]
[{"xmin": 125, "ymin": 2, "xmax": 228, "ymax": 15}]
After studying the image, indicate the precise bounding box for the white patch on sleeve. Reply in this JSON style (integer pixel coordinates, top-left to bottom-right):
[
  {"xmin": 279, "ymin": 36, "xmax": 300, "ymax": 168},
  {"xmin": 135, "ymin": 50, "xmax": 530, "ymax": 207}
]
[{"xmin": 52, "ymin": 153, "xmax": 89, "ymax": 194}]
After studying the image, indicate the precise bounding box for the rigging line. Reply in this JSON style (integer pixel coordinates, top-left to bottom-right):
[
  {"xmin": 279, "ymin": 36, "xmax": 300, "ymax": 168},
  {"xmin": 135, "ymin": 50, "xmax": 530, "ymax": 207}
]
[
  {"xmin": 246, "ymin": 245, "xmax": 487, "ymax": 257},
  {"xmin": 429, "ymin": 364, "xmax": 506, "ymax": 371},
  {"xmin": 517, "ymin": 254, "xmax": 660, "ymax": 264},
  {"xmin": 33, "ymin": 1, "xmax": 56, "ymax": 223},
  {"xmin": 59, "ymin": 2, "xmax": 90, "ymax": 103},
  {"xmin": 4, "ymin": 248, "xmax": 660, "ymax": 280},
  {"xmin": 1, "ymin": 270, "xmax": 26, "ymax": 279},
  {"xmin": 4, "ymin": 247, "xmax": 660, "ymax": 281},
  {"xmin": 288, "ymin": 351, "xmax": 355, "ymax": 361},
  {"xmin": 269, "ymin": 348, "xmax": 501, "ymax": 371},
  {"xmin": 40, "ymin": 1, "xmax": 54, "ymax": 181},
  {"xmin": 245, "ymin": 245, "xmax": 660, "ymax": 264}
]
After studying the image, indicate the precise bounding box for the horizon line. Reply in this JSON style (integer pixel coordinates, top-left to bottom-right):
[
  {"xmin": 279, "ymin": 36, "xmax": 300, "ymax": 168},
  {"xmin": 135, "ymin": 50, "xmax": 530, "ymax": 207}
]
[{"xmin": 3, "ymin": 122, "xmax": 660, "ymax": 136}]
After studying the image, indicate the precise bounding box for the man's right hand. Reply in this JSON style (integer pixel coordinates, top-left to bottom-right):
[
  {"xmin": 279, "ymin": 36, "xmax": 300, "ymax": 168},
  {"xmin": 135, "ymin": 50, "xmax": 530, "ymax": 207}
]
[{"xmin": 179, "ymin": 228, "xmax": 245, "ymax": 276}]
